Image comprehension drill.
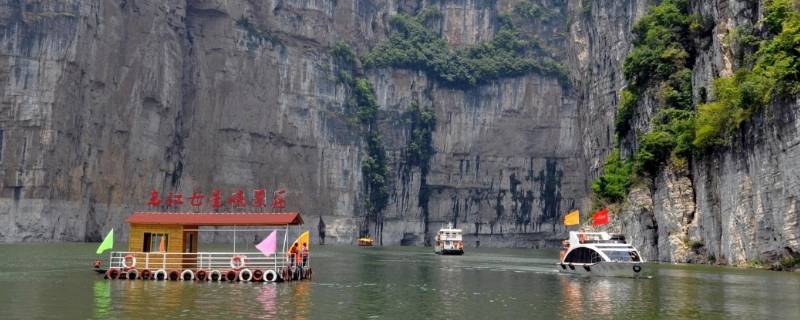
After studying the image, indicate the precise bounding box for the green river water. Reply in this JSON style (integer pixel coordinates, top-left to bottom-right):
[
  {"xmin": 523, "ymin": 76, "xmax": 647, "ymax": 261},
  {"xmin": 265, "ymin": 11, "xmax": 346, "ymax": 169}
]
[{"xmin": 1, "ymin": 243, "xmax": 799, "ymax": 319}]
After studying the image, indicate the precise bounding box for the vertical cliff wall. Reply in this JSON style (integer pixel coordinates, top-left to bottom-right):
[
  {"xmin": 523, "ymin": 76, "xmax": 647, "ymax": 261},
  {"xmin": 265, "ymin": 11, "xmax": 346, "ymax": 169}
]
[
  {"xmin": 0, "ymin": 0, "xmax": 587, "ymax": 245},
  {"xmin": 605, "ymin": 0, "xmax": 800, "ymax": 268},
  {"xmin": 1, "ymin": 0, "xmax": 798, "ymax": 268}
]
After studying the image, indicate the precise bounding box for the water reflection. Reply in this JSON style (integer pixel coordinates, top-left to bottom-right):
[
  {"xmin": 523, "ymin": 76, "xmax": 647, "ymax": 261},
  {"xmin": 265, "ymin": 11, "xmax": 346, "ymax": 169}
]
[
  {"xmin": 257, "ymin": 284, "xmax": 278, "ymax": 318},
  {"xmin": 289, "ymin": 281, "xmax": 312, "ymax": 320},
  {"xmin": 4, "ymin": 245, "xmax": 800, "ymax": 319},
  {"xmin": 92, "ymin": 281, "xmax": 111, "ymax": 319}
]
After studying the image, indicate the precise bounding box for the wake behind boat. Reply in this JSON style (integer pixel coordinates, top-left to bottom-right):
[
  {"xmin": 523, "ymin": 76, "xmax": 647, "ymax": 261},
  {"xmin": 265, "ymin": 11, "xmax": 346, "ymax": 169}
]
[{"xmin": 557, "ymin": 231, "xmax": 647, "ymax": 277}]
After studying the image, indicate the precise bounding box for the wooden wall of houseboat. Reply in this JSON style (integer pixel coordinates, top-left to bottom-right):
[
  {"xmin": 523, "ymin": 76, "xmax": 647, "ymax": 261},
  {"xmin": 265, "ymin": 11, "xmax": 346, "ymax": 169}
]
[
  {"xmin": 127, "ymin": 224, "xmax": 185, "ymax": 270},
  {"xmin": 127, "ymin": 224, "xmax": 184, "ymax": 252}
]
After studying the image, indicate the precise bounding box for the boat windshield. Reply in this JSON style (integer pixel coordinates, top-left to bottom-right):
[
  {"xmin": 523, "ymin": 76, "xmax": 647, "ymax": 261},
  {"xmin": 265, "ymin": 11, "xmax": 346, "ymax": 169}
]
[{"xmin": 602, "ymin": 250, "xmax": 641, "ymax": 262}]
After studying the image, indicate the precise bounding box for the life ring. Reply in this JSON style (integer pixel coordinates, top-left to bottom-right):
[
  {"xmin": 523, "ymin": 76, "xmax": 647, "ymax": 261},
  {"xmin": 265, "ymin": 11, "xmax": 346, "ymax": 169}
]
[
  {"xmin": 122, "ymin": 255, "xmax": 136, "ymax": 269},
  {"xmin": 140, "ymin": 269, "xmax": 152, "ymax": 280},
  {"xmin": 633, "ymin": 265, "xmax": 642, "ymax": 273},
  {"xmin": 239, "ymin": 269, "xmax": 253, "ymax": 282},
  {"xmin": 153, "ymin": 269, "xmax": 167, "ymax": 281},
  {"xmin": 168, "ymin": 270, "xmax": 180, "ymax": 281},
  {"xmin": 226, "ymin": 270, "xmax": 238, "ymax": 282},
  {"xmin": 209, "ymin": 270, "xmax": 222, "ymax": 282},
  {"xmin": 265, "ymin": 270, "xmax": 277, "ymax": 282},
  {"xmin": 229, "ymin": 256, "xmax": 246, "ymax": 270},
  {"xmin": 126, "ymin": 269, "xmax": 139, "ymax": 280},
  {"xmin": 181, "ymin": 269, "xmax": 195, "ymax": 281},
  {"xmin": 196, "ymin": 270, "xmax": 208, "ymax": 281},
  {"xmin": 252, "ymin": 269, "xmax": 264, "ymax": 282},
  {"xmin": 106, "ymin": 268, "xmax": 120, "ymax": 280}
]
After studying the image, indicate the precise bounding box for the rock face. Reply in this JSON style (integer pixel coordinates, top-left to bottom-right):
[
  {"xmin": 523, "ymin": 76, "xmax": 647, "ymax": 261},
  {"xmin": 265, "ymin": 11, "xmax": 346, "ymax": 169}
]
[
  {"xmin": 0, "ymin": 0, "xmax": 798, "ymax": 268},
  {"xmin": 0, "ymin": 0, "xmax": 585, "ymax": 246},
  {"xmin": 610, "ymin": 0, "xmax": 800, "ymax": 267}
]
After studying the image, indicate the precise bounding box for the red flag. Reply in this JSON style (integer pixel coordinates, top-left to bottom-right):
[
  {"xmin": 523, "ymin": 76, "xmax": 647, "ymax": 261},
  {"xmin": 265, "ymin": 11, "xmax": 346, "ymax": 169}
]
[{"xmin": 592, "ymin": 208, "xmax": 609, "ymax": 226}]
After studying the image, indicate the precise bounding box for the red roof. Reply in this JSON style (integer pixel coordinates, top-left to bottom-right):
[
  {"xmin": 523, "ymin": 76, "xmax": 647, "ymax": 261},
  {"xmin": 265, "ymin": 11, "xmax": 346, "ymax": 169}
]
[{"xmin": 127, "ymin": 212, "xmax": 304, "ymax": 226}]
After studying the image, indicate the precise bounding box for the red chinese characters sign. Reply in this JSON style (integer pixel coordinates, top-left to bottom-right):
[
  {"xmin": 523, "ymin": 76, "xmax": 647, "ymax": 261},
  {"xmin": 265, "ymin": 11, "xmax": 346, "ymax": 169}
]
[{"xmin": 146, "ymin": 188, "xmax": 287, "ymax": 210}]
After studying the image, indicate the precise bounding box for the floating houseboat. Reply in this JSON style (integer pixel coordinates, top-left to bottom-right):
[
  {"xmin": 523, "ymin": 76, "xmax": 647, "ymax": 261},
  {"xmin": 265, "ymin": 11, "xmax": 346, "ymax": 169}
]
[
  {"xmin": 95, "ymin": 212, "xmax": 311, "ymax": 282},
  {"xmin": 434, "ymin": 224, "xmax": 464, "ymax": 255},
  {"xmin": 557, "ymin": 231, "xmax": 646, "ymax": 277}
]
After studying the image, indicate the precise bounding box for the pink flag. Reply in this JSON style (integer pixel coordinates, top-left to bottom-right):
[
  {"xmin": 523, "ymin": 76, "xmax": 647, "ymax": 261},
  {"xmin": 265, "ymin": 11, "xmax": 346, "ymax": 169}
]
[{"xmin": 256, "ymin": 230, "xmax": 277, "ymax": 257}]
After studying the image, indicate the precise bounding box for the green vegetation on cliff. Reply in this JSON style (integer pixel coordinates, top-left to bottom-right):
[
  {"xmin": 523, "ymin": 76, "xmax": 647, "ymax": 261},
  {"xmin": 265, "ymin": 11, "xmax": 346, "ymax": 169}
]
[
  {"xmin": 596, "ymin": 0, "xmax": 705, "ymax": 203},
  {"xmin": 592, "ymin": 148, "xmax": 633, "ymax": 202},
  {"xmin": 350, "ymin": 79, "xmax": 390, "ymax": 222},
  {"xmin": 695, "ymin": 0, "xmax": 800, "ymax": 150},
  {"xmin": 363, "ymin": 9, "xmax": 567, "ymax": 87},
  {"xmin": 596, "ymin": 0, "xmax": 800, "ymax": 205}
]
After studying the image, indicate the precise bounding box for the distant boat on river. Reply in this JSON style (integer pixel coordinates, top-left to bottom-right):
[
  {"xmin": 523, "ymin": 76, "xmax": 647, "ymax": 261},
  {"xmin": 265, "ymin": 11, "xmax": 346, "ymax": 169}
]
[{"xmin": 434, "ymin": 224, "xmax": 464, "ymax": 255}]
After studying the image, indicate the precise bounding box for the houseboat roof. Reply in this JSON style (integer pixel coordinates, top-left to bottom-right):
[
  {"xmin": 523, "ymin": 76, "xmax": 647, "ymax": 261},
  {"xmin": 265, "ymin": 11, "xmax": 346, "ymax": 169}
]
[{"xmin": 127, "ymin": 212, "xmax": 304, "ymax": 226}]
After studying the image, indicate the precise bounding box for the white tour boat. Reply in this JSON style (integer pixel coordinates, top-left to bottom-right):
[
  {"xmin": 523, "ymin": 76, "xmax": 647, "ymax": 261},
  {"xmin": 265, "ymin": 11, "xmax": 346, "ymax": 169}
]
[
  {"xmin": 557, "ymin": 231, "xmax": 647, "ymax": 277},
  {"xmin": 434, "ymin": 224, "xmax": 464, "ymax": 255}
]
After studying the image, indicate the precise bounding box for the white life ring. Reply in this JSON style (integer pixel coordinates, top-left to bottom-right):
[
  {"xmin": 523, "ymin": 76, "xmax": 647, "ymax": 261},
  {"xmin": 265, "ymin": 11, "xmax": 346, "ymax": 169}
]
[
  {"xmin": 238, "ymin": 268, "xmax": 253, "ymax": 282},
  {"xmin": 122, "ymin": 255, "xmax": 136, "ymax": 269},
  {"xmin": 230, "ymin": 256, "xmax": 246, "ymax": 269},
  {"xmin": 153, "ymin": 269, "xmax": 167, "ymax": 281},
  {"xmin": 180, "ymin": 269, "xmax": 195, "ymax": 281},
  {"xmin": 209, "ymin": 270, "xmax": 222, "ymax": 281},
  {"xmin": 264, "ymin": 269, "xmax": 277, "ymax": 282}
]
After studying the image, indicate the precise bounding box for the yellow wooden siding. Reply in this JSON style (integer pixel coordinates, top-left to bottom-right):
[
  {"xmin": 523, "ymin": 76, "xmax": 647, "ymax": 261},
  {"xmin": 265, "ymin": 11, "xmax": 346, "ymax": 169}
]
[
  {"xmin": 127, "ymin": 224, "xmax": 184, "ymax": 252},
  {"xmin": 126, "ymin": 224, "xmax": 185, "ymax": 270}
]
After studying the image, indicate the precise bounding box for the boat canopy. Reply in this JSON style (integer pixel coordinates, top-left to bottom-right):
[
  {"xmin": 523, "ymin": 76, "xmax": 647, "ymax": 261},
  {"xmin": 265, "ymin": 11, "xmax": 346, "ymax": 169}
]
[{"xmin": 127, "ymin": 212, "xmax": 304, "ymax": 226}]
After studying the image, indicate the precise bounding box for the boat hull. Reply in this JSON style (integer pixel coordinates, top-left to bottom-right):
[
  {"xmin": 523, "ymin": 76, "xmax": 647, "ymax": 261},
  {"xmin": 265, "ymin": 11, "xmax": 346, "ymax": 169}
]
[
  {"xmin": 435, "ymin": 249, "xmax": 464, "ymax": 255},
  {"xmin": 557, "ymin": 262, "xmax": 648, "ymax": 278}
]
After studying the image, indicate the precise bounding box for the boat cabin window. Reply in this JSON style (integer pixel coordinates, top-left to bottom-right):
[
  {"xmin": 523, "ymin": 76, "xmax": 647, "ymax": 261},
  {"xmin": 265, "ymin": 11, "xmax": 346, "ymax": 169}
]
[
  {"xmin": 563, "ymin": 248, "xmax": 602, "ymax": 263},
  {"xmin": 602, "ymin": 250, "xmax": 641, "ymax": 262},
  {"xmin": 143, "ymin": 233, "xmax": 169, "ymax": 252}
]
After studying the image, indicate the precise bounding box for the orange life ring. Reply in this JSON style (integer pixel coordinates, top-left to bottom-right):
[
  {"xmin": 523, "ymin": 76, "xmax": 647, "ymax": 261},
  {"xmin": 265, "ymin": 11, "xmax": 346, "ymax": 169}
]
[{"xmin": 229, "ymin": 255, "xmax": 246, "ymax": 270}]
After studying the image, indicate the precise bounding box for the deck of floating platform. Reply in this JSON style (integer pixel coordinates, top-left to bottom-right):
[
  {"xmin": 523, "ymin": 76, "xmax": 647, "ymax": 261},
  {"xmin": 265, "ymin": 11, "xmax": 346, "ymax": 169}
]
[{"xmin": 101, "ymin": 251, "xmax": 311, "ymax": 282}]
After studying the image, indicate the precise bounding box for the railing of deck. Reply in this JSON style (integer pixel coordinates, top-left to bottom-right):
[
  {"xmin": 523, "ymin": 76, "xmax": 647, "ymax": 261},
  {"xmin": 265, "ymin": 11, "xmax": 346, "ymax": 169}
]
[{"xmin": 108, "ymin": 251, "xmax": 309, "ymax": 271}]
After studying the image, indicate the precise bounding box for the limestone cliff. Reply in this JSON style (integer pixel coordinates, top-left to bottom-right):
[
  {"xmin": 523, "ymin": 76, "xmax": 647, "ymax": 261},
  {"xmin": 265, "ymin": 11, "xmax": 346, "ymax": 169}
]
[
  {"xmin": 1, "ymin": 0, "xmax": 798, "ymax": 271},
  {"xmin": 604, "ymin": 0, "xmax": 800, "ymax": 269},
  {"xmin": 0, "ymin": 0, "xmax": 585, "ymax": 246}
]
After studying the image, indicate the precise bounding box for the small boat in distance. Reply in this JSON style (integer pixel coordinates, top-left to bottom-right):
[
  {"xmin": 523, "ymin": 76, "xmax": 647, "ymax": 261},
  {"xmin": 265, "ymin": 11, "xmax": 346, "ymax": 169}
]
[
  {"xmin": 434, "ymin": 224, "xmax": 464, "ymax": 255},
  {"xmin": 357, "ymin": 236, "xmax": 374, "ymax": 247},
  {"xmin": 557, "ymin": 231, "xmax": 647, "ymax": 277}
]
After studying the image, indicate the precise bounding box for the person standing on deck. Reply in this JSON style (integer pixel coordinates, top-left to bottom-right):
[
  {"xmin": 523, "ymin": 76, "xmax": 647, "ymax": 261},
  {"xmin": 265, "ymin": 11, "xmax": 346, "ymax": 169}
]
[
  {"xmin": 289, "ymin": 243, "xmax": 300, "ymax": 267},
  {"xmin": 301, "ymin": 243, "xmax": 309, "ymax": 267}
]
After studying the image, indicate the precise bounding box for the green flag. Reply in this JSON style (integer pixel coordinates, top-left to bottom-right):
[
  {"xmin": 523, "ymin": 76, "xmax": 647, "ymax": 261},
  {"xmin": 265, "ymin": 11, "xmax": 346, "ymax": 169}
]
[{"xmin": 96, "ymin": 229, "xmax": 114, "ymax": 255}]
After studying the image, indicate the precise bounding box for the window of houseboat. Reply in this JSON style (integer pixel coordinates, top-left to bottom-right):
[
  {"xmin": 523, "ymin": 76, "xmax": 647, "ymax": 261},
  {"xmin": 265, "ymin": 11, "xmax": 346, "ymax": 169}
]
[
  {"xmin": 563, "ymin": 247, "xmax": 603, "ymax": 263},
  {"xmin": 143, "ymin": 233, "xmax": 169, "ymax": 252},
  {"xmin": 602, "ymin": 250, "xmax": 641, "ymax": 262}
]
